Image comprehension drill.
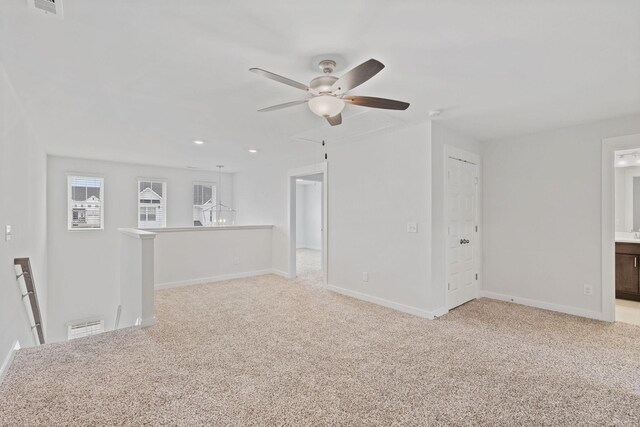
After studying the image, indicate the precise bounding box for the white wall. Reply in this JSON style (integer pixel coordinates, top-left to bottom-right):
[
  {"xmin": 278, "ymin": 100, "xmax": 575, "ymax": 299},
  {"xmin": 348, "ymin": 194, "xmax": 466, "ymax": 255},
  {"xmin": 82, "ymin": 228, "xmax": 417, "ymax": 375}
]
[
  {"xmin": 483, "ymin": 115, "xmax": 640, "ymax": 318},
  {"xmin": 0, "ymin": 63, "xmax": 47, "ymax": 372},
  {"xmin": 295, "ymin": 182, "xmax": 322, "ymax": 250},
  {"xmin": 234, "ymin": 121, "xmax": 484, "ymax": 316},
  {"xmin": 237, "ymin": 122, "xmax": 448, "ymax": 315},
  {"xmin": 46, "ymin": 156, "xmax": 233, "ymax": 342},
  {"xmin": 154, "ymin": 227, "xmax": 273, "ymax": 288},
  {"xmin": 327, "ymin": 123, "xmax": 432, "ymax": 310},
  {"xmin": 234, "ymin": 151, "xmax": 320, "ymax": 276}
]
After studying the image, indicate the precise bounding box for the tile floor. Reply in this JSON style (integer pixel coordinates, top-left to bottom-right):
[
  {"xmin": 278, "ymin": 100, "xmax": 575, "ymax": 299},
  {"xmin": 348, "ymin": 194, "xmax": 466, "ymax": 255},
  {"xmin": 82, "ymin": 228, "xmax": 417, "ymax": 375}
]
[{"xmin": 616, "ymin": 298, "xmax": 640, "ymax": 326}]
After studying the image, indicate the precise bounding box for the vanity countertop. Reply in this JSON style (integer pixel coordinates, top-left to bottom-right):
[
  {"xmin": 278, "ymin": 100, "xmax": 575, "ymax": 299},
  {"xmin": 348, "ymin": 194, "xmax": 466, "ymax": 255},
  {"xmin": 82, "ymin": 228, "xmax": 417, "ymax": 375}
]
[{"xmin": 615, "ymin": 232, "xmax": 640, "ymax": 244}]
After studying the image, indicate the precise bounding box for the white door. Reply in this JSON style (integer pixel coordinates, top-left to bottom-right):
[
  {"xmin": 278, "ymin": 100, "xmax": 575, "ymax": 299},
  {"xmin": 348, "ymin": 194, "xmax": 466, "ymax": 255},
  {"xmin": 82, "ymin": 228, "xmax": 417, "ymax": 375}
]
[{"xmin": 447, "ymin": 157, "xmax": 479, "ymax": 309}]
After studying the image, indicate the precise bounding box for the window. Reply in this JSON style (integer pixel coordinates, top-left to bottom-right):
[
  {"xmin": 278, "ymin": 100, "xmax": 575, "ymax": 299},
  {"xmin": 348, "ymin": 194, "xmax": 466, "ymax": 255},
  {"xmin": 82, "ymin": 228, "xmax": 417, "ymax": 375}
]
[
  {"xmin": 138, "ymin": 180, "xmax": 166, "ymax": 228},
  {"xmin": 68, "ymin": 176, "xmax": 104, "ymax": 230},
  {"xmin": 193, "ymin": 182, "xmax": 216, "ymax": 226}
]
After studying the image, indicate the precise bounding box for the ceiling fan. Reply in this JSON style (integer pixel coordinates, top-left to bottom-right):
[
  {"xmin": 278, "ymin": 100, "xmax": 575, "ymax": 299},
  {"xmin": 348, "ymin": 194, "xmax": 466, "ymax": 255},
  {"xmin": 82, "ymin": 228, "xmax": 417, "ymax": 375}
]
[{"xmin": 250, "ymin": 58, "xmax": 410, "ymax": 126}]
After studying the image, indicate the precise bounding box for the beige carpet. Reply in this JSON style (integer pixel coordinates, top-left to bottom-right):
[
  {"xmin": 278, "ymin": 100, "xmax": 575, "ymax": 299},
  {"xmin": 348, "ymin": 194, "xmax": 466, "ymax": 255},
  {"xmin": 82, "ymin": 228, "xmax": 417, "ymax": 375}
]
[
  {"xmin": 296, "ymin": 248, "xmax": 323, "ymax": 282},
  {"xmin": 1, "ymin": 275, "xmax": 640, "ymax": 426}
]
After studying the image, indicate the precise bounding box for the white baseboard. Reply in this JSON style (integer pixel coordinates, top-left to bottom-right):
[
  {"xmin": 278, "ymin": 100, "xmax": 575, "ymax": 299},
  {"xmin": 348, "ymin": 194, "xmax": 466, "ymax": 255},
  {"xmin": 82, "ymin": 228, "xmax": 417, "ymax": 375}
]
[
  {"xmin": 430, "ymin": 306, "xmax": 449, "ymax": 318},
  {"xmin": 480, "ymin": 290, "xmax": 605, "ymax": 321},
  {"xmin": 0, "ymin": 340, "xmax": 19, "ymax": 385},
  {"xmin": 140, "ymin": 316, "xmax": 157, "ymax": 328},
  {"xmin": 270, "ymin": 269, "xmax": 292, "ymax": 278},
  {"xmin": 155, "ymin": 269, "xmax": 275, "ymax": 290},
  {"xmin": 326, "ymin": 284, "xmax": 440, "ymax": 319}
]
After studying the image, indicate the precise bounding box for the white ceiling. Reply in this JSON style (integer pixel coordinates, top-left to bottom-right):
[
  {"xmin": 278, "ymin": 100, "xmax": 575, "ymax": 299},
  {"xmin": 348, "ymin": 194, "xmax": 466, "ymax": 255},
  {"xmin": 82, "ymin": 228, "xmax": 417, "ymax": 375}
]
[{"xmin": 1, "ymin": 0, "xmax": 639, "ymax": 171}]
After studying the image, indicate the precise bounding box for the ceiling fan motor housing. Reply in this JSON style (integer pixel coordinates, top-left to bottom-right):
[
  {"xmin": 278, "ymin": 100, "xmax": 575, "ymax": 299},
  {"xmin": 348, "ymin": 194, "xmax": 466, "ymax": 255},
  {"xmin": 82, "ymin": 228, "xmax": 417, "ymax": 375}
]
[{"xmin": 310, "ymin": 75, "xmax": 338, "ymax": 93}]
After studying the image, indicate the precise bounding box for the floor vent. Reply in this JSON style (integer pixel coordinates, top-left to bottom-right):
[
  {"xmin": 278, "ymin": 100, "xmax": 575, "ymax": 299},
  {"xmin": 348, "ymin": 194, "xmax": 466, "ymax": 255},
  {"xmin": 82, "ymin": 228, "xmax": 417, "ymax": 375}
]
[
  {"xmin": 67, "ymin": 319, "xmax": 104, "ymax": 340},
  {"xmin": 27, "ymin": 0, "xmax": 63, "ymax": 17}
]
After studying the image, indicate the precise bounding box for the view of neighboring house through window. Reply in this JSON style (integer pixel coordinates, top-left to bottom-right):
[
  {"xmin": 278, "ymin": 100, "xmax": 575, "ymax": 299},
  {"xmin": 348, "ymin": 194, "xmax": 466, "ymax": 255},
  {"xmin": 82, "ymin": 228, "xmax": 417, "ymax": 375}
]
[
  {"xmin": 193, "ymin": 182, "xmax": 215, "ymax": 226},
  {"xmin": 138, "ymin": 180, "xmax": 166, "ymax": 228},
  {"xmin": 68, "ymin": 176, "xmax": 104, "ymax": 230}
]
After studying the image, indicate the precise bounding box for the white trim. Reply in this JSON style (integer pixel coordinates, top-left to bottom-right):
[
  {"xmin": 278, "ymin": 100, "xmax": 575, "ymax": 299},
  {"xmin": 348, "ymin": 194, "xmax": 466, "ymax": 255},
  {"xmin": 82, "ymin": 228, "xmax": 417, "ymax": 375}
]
[
  {"xmin": 118, "ymin": 227, "xmax": 157, "ymax": 239},
  {"xmin": 601, "ymin": 133, "xmax": 640, "ymax": 322},
  {"xmin": 137, "ymin": 179, "xmax": 167, "ymax": 229},
  {"xmin": 480, "ymin": 290, "xmax": 605, "ymax": 321},
  {"xmin": 443, "ymin": 145, "xmax": 482, "ymax": 310},
  {"xmin": 270, "ymin": 268, "xmax": 291, "ymax": 278},
  {"xmin": 145, "ymin": 225, "xmax": 272, "ymax": 233},
  {"xmin": 155, "ymin": 269, "xmax": 278, "ymax": 290},
  {"xmin": 326, "ymin": 285, "xmax": 441, "ymax": 319},
  {"xmin": 192, "ymin": 181, "xmax": 217, "ymax": 227},
  {"xmin": 0, "ymin": 340, "xmax": 19, "ymax": 385},
  {"xmin": 140, "ymin": 317, "xmax": 157, "ymax": 327},
  {"xmin": 67, "ymin": 174, "xmax": 105, "ymax": 231},
  {"xmin": 288, "ymin": 162, "xmax": 328, "ymax": 286},
  {"xmin": 430, "ymin": 306, "xmax": 449, "ymax": 318}
]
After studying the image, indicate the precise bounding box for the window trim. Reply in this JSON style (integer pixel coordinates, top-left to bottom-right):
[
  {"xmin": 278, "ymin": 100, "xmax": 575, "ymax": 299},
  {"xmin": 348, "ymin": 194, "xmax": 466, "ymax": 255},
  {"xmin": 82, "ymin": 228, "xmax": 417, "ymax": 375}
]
[
  {"xmin": 192, "ymin": 181, "xmax": 216, "ymax": 227},
  {"xmin": 137, "ymin": 178, "xmax": 167, "ymax": 229},
  {"xmin": 67, "ymin": 174, "xmax": 105, "ymax": 231}
]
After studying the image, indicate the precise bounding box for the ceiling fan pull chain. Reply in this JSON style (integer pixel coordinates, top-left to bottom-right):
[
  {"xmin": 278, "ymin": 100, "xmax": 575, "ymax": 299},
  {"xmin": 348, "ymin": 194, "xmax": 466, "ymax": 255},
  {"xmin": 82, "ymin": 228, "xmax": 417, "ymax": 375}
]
[{"xmin": 323, "ymin": 140, "xmax": 328, "ymax": 160}]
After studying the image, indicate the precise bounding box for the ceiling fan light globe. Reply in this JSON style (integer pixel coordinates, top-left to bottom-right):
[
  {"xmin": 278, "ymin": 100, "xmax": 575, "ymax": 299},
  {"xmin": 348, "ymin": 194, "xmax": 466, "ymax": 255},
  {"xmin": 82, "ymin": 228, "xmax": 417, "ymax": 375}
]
[{"xmin": 308, "ymin": 95, "xmax": 345, "ymax": 118}]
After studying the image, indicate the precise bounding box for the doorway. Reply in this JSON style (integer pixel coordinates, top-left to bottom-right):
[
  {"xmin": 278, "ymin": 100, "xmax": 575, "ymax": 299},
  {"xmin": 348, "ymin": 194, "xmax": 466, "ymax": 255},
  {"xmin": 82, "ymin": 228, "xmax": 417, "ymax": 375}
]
[
  {"xmin": 295, "ymin": 174, "xmax": 323, "ymax": 281},
  {"xmin": 288, "ymin": 163, "xmax": 328, "ymax": 285},
  {"xmin": 608, "ymin": 137, "xmax": 640, "ymax": 326},
  {"xmin": 445, "ymin": 147, "xmax": 481, "ymax": 310}
]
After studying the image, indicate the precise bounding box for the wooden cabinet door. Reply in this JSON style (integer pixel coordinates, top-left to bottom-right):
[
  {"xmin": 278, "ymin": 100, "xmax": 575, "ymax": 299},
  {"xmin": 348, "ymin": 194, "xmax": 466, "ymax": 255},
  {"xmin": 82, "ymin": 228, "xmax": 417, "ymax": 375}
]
[{"xmin": 615, "ymin": 254, "xmax": 639, "ymax": 294}]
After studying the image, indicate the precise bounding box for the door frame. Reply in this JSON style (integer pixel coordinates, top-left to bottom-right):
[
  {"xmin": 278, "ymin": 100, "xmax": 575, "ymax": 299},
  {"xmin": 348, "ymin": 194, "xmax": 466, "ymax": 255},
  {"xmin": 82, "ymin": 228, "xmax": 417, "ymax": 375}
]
[
  {"xmin": 601, "ymin": 133, "xmax": 640, "ymax": 322},
  {"xmin": 444, "ymin": 145, "xmax": 482, "ymax": 310},
  {"xmin": 287, "ymin": 162, "xmax": 328, "ymax": 285}
]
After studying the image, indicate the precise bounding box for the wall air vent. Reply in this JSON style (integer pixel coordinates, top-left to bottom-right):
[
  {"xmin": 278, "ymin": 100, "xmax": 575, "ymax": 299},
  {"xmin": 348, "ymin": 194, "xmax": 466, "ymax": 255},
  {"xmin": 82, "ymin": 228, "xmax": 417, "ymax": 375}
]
[
  {"xmin": 27, "ymin": 0, "xmax": 63, "ymax": 17},
  {"xmin": 67, "ymin": 319, "xmax": 104, "ymax": 340}
]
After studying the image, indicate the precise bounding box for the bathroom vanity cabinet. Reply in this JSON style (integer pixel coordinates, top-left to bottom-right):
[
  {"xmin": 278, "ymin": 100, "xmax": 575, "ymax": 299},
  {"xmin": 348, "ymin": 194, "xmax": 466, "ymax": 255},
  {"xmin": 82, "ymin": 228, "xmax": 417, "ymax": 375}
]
[{"xmin": 615, "ymin": 242, "xmax": 640, "ymax": 301}]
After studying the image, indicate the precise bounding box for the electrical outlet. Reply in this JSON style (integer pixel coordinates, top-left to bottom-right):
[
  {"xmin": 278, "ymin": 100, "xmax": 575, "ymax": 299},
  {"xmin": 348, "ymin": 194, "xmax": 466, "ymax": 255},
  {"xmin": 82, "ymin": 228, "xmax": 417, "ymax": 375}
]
[
  {"xmin": 407, "ymin": 222, "xmax": 418, "ymax": 233},
  {"xmin": 233, "ymin": 256, "xmax": 240, "ymax": 265},
  {"xmin": 583, "ymin": 285, "xmax": 593, "ymax": 296},
  {"xmin": 362, "ymin": 272, "xmax": 368, "ymax": 282},
  {"xmin": 5, "ymin": 225, "xmax": 11, "ymax": 242}
]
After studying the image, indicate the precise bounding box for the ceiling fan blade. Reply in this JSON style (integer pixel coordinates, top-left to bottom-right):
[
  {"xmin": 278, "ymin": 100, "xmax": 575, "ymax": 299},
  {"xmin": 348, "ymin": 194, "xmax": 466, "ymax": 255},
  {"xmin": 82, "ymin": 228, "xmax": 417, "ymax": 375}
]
[
  {"xmin": 343, "ymin": 96, "xmax": 410, "ymax": 110},
  {"xmin": 330, "ymin": 59, "xmax": 385, "ymax": 93},
  {"xmin": 249, "ymin": 68, "xmax": 309, "ymax": 91},
  {"xmin": 258, "ymin": 99, "xmax": 308, "ymax": 112},
  {"xmin": 326, "ymin": 113, "xmax": 342, "ymax": 126}
]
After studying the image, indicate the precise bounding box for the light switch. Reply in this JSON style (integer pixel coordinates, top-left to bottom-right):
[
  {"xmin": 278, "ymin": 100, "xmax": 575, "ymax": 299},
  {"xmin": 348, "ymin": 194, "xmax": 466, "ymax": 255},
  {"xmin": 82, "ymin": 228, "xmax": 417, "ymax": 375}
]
[
  {"xmin": 5, "ymin": 225, "xmax": 11, "ymax": 242},
  {"xmin": 407, "ymin": 222, "xmax": 418, "ymax": 233}
]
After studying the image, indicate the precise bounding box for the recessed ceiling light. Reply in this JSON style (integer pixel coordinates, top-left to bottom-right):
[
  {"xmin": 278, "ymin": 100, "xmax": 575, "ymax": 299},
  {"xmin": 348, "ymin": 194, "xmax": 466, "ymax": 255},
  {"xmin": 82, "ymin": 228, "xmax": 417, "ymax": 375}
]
[
  {"xmin": 248, "ymin": 149, "xmax": 258, "ymax": 154},
  {"xmin": 193, "ymin": 140, "xmax": 205, "ymax": 145}
]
